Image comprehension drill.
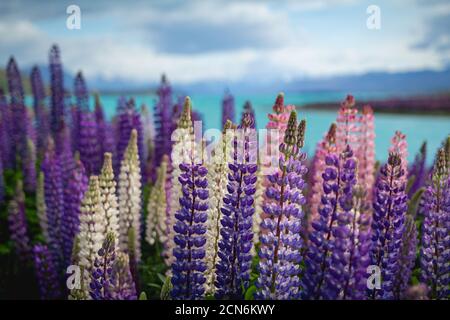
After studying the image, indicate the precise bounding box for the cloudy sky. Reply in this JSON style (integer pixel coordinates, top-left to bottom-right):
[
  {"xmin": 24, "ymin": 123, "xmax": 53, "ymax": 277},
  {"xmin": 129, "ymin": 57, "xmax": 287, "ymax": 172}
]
[{"xmin": 0, "ymin": 0, "xmax": 449, "ymax": 85}]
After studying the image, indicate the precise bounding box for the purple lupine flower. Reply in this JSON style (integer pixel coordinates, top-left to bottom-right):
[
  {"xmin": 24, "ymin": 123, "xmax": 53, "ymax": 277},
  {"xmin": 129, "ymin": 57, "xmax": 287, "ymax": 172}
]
[
  {"xmin": 153, "ymin": 74, "xmax": 174, "ymax": 172},
  {"xmin": 408, "ymin": 141, "xmax": 427, "ymax": 198},
  {"xmin": 57, "ymin": 122, "xmax": 75, "ymax": 186},
  {"xmin": 7, "ymin": 180, "xmax": 32, "ymax": 263},
  {"xmin": 7, "ymin": 56, "xmax": 27, "ymax": 163},
  {"xmin": 30, "ymin": 65, "xmax": 47, "ymax": 125},
  {"xmin": 74, "ymin": 71, "xmax": 89, "ymax": 111},
  {"xmin": 0, "ymin": 153, "xmax": 4, "ymax": 203},
  {"xmin": 94, "ymin": 94, "xmax": 115, "ymax": 165},
  {"xmin": 301, "ymin": 145, "xmax": 363, "ymax": 299},
  {"xmin": 78, "ymin": 110, "xmax": 100, "ymax": 176},
  {"xmin": 170, "ymin": 98, "xmax": 209, "ymax": 299},
  {"xmin": 221, "ymin": 90, "xmax": 235, "ymax": 129},
  {"xmin": 49, "ymin": 45, "xmax": 65, "ymax": 136},
  {"xmin": 393, "ymin": 216, "xmax": 418, "ymax": 299},
  {"xmin": 33, "ymin": 244, "xmax": 62, "ymax": 300},
  {"xmin": 256, "ymin": 113, "xmax": 307, "ymax": 300},
  {"xmin": 240, "ymin": 101, "xmax": 256, "ymax": 129},
  {"xmin": 420, "ymin": 149, "xmax": 449, "ymax": 300},
  {"xmin": 370, "ymin": 153, "xmax": 408, "ymax": 299},
  {"xmin": 41, "ymin": 138, "xmax": 64, "ymax": 271},
  {"xmin": 23, "ymin": 137, "xmax": 37, "ymax": 192},
  {"xmin": 0, "ymin": 88, "xmax": 13, "ymax": 168},
  {"xmin": 215, "ymin": 113, "xmax": 258, "ymax": 299},
  {"xmin": 90, "ymin": 233, "xmax": 117, "ymax": 300},
  {"xmin": 62, "ymin": 158, "xmax": 88, "ymax": 267}
]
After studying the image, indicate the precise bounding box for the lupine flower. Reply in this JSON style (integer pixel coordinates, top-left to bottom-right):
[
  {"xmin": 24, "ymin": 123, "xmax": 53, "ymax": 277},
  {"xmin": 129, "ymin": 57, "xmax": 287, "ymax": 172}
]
[
  {"xmin": 146, "ymin": 155, "xmax": 168, "ymax": 246},
  {"xmin": 8, "ymin": 180, "xmax": 32, "ymax": 263},
  {"xmin": 23, "ymin": 138, "xmax": 37, "ymax": 192},
  {"xmin": 215, "ymin": 112, "xmax": 258, "ymax": 299},
  {"xmin": 62, "ymin": 158, "xmax": 88, "ymax": 267},
  {"xmin": 241, "ymin": 101, "xmax": 256, "ymax": 129},
  {"xmin": 336, "ymin": 95, "xmax": 359, "ymax": 153},
  {"xmin": 205, "ymin": 120, "xmax": 234, "ymax": 294},
  {"xmin": 357, "ymin": 105, "xmax": 376, "ymax": 204},
  {"xmin": 118, "ymin": 129, "xmax": 142, "ymax": 263},
  {"xmin": 30, "ymin": 66, "xmax": 50, "ymax": 155},
  {"xmin": 389, "ymin": 131, "xmax": 408, "ymax": 177},
  {"xmin": 74, "ymin": 71, "xmax": 89, "ymax": 111},
  {"xmin": 36, "ymin": 171, "xmax": 49, "ymax": 242},
  {"xmin": 79, "ymin": 110, "xmax": 100, "ymax": 176},
  {"xmin": 393, "ymin": 216, "xmax": 418, "ymax": 299},
  {"xmin": 301, "ymin": 145, "xmax": 362, "ymax": 299},
  {"xmin": 111, "ymin": 252, "xmax": 138, "ymax": 300},
  {"xmin": 33, "ymin": 244, "xmax": 62, "ymax": 300},
  {"xmin": 99, "ymin": 153, "xmax": 120, "ymax": 243},
  {"xmin": 141, "ymin": 104, "xmax": 155, "ymax": 182},
  {"xmin": 0, "ymin": 88, "xmax": 13, "ymax": 168},
  {"xmin": 221, "ymin": 91, "xmax": 235, "ymax": 129},
  {"xmin": 95, "ymin": 94, "xmax": 116, "ymax": 165},
  {"xmin": 42, "ymin": 138, "xmax": 65, "ymax": 271},
  {"xmin": 171, "ymin": 98, "xmax": 209, "ymax": 299},
  {"xmin": 58, "ymin": 123, "xmax": 75, "ymax": 185},
  {"xmin": 408, "ymin": 141, "xmax": 427, "ymax": 198},
  {"xmin": 49, "ymin": 45, "xmax": 65, "ymax": 135},
  {"xmin": 256, "ymin": 113, "xmax": 307, "ymax": 300},
  {"xmin": 370, "ymin": 153, "xmax": 408, "ymax": 299},
  {"xmin": 0, "ymin": 153, "xmax": 4, "ymax": 203},
  {"xmin": 78, "ymin": 175, "xmax": 107, "ymax": 299},
  {"xmin": 153, "ymin": 74, "xmax": 174, "ymax": 171},
  {"xmin": 308, "ymin": 123, "xmax": 337, "ymax": 229},
  {"xmin": 420, "ymin": 149, "xmax": 449, "ymax": 300}
]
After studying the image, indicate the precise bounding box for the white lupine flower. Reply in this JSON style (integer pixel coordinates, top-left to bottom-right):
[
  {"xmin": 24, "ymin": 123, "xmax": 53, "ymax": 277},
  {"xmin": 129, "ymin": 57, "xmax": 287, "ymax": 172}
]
[
  {"xmin": 252, "ymin": 162, "xmax": 264, "ymax": 256},
  {"xmin": 99, "ymin": 152, "xmax": 120, "ymax": 246},
  {"xmin": 204, "ymin": 120, "xmax": 234, "ymax": 295},
  {"xmin": 36, "ymin": 171, "xmax": 49, "ymax": 242},
  {"xmin": 77, "ymin": 175, "xmax": 106, "ymax": 299},
  {"xmin": 118, "ymin": 129, "xmax": 142, "ymax": 262},
  {"xmin": 146, "ymin": 155, "xmax": 168, "ymax": 246},
  {"xmin": 165, "ymin": 98, "xmax": 196, "ymax": 268}
]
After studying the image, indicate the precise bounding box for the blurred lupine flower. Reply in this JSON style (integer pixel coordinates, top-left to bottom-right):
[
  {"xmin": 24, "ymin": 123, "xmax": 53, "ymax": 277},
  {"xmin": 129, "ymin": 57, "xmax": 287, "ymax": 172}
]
[
  {"xmin": 336, "ymin": 95, "xmax": 359, "ymax": 153},
  {"xmin": 49, "ymin": 45, "xmax": 65, "ymax": 136},
  {"xmin": 7, "ymin": 56, "xmax": 27, "ymax": 163},
  {"xmin": 389, "ymin": 131, "xmax": 409, "ymax": 178},
  {"xmin": 256, "ymin": 113, "xmax": 308, "ymax": 300},
  {"xmin": 404, "ymin": 284, "xmax": 429, "ymax": 300},
  {"xmin": 171, "ymin": 162, "xmax": 209, "ymax": 299},
  {"xmin": 205, "ymin": 120, "xmax": 234, "ymax": 295},
  {"xmin": 420, "ymin": 149, "xmax": 449, "ymax": 300},
  {"xmin": 146, "ymin": 155, "xmax": 168, "ymax": 246},
  {"xmin": 118, "ymin": 129, "xmax": 142, "ymax": 264},
  {"xmin": 33, "ymin": 244, "xmax": 62, "ymax": 300},
  {"xmin": 99, "ymin": 153, "xmax": 120, "ymax": 244},
  {"xmin": 79, "ymin": 110, "xmax": 100, "ymax": 176},
  {"xmin": 0, "ymin": 154, "xmax": 4, "ymax": 203},
  {"xmin": 58, "ymin": 123, "xmax": 75, "ymax": 186},
  {"xmin": 302, "ymin": 145, "xmax": 362, "ymax": 299},
  {"xmin": 0, "ymin": 88, "xmax": 13, "ymax": 169},
  {"xmin": 308, "ymin": 123, "xmax": 337, "ymax": 230},
  {"xmin": 357, "ymin": 105, "xmax": 376, "ymax": 205},
  {"xmin": 95, "ymin": 94, "xmax": 116, "ymax": 165},
  {"xmin": 36, "ymin": 171, "xmax": 49, "ymax": 242},
  {"xmin": 252, "ymin": 161, "xmax": 265, "ymax": 256},
  {"xmin": 393, "ymin": 216, "xmax": 418, "ymax": 299},
  {"xmin": 370, "ymin": 153, "xmax": 408, "ymax": 299},
  {"xmin": 78, "ymin": 175, "xmax": 107, "ymax": 299},
  {"xmin": 41, "ymin": 138, "xmax": 64, "ymax": 271},
  {"xmin": 408, "ymin": 141, "xmax": 427, "ymax": 198},
  {"xmin": 74, "ymin": 71, "xmax": 89, "ymax": 111},
  {"xmin": 8, "ymin": 180, "xmax": 32, "ymax": 263},
  {"xmin": 30, "ymin": 66, "xmax": 46, "ymax": 124},
  {"xmin": 221, "ymin": 90, "xmax": 235, "ymax": 129},
  {"xmin": 241, "ymin": 101, "xmax": 256, "ymax": 129},
  {"xmin": 141, "ymin": 104, "xmax": 155, "ymax": 182},
  {"xmin": 111, "ymin": 252, "xmax": 138, "ymax": 300},
  {"xmin": 23, "ymin": 138, "xmax": 37, "ymax": 192},
  {"xmin": 215, "ymin": 112, "xmax": 258, "ymax": 299},
  {"xmin": 153, "ymin": 74, "xmax": 174, "ymax": 172},
  {"xmin": 62, "ymin": 158, "xmax": 88, "ymax": 267}
]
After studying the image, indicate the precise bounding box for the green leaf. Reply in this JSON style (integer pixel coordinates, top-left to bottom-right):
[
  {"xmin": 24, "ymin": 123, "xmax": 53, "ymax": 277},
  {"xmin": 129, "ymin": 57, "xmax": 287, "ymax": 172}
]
[
  {"xmin": 156, "ymin": 273, "xmax": 166, "ymax": 284},
  {"xmin": 244, "ymin": 285, "xmax": 257, "ymax": 300}
]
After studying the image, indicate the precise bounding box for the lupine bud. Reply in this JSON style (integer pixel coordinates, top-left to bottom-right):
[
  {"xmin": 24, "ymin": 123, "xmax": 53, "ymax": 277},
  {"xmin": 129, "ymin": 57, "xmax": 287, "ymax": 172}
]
[
  {"xmin": 49, "ymin": 45, "xmax": 65, "ymax": 135},
  {"xmin": 221, "ymin": 90, "xmax": 235, "ymax": 129}
]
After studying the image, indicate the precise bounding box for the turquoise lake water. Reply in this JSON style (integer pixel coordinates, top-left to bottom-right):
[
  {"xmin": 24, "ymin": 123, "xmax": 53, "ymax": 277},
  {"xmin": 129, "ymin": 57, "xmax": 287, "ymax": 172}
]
[{"xmin": 29, "ymin": 91, "xmax": 449, "ymax": 166}]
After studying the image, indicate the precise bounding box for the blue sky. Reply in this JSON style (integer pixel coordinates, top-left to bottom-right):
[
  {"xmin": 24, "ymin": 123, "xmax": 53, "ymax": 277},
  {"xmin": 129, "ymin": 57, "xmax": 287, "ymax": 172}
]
[{"xmin": 0, "ymin": 0, "xmax": 449, "ymax": 84}]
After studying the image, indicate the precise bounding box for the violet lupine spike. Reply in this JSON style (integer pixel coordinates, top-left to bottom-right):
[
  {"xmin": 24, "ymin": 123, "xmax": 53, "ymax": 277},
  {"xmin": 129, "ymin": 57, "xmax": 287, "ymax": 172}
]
[
  {"xmin": 30, "ymin": 65, "xmax": 47, "ymax": 125},
  {"xmin": 221, "ymin": 90, "xmax": 235, "ymax": 129},
  {"xmin": 41, "ymin": 138, "xmax": 65, "ymax": 271},
  {"xmin": 111, "ymin": 252, "xmax": 138, "ymax": 300},
  {"xmin": 78, "ymin": 110, "xmax": 100, "ymax": 176},
  {"xmin": 0, "ymin": 153, "xmax": 4, "ymax": 203},
  {"xmin": 62, "ymin": 158, "xmax": 88, "ymax": 267},
  {"xmin": 0, "ymin": 88, "xmax": 13, "ymax": 168},
  {"xmin": 336, "ymin": 95, "xmax": 359, "ymax": 154},
  {"xmin": 33, "ymin": 244, "xmax": 62, "ymax": 300},
  {"xmin": 7, "ymin": 56, "xmax": 27, "ymax": 163},
  {"xmin": 7, "ymin": 180, "xmax": 32, "ymax": 263},
  {"xmin": 23, "ymin": 137, "xmax": 37, "ymax": 192},
  {"xmin": 408, "ymin": 141, "xmax": 427, "ymax": 198},
  {"xmin": 90, "ymin": 232, "xmax": 117, "ymax": 300},
  {"xmin": 153, "ymin": 74, "xmax": 174, "ymax": 172},
  {"xmin": 49, "ymin": 45, "xmax": 65, "ymax": 135},
  {"xmin": 170, "ymin": 163, "xmax": 209, "ymax": 300},
  {"xmin": 95, "ymin": 94, "xmax": 115, "ymax": 165},
  {"xmin": 256, "ymin": 113, "xmax": 308, "ymax": 300},
  {"xmin": 420, "ymin": 149, "xmax": 449, "ymax": 300},
  {"xmin": 74, "ymin": 71, "xmax": 89, "ymax": 111},
  {"xmin": 58, "ymin": 122, "xmax": 75, "ymax": 186},
  {"xmin": 393, "ymin": 216, "xmax": 418, "ymax": 299},
  {"xmin": 389, "ymin": 131, "xmax": 408, "ymax": 178},
  {"xmin": 215, "ymin": 112, "xmax": 258, "ymax": 299},
  {"xmin": 301, "ymin": 145, "xmax": 360, "ymax": 300},
  {"xmin": 370, "ymin": 153, "xmax": 408, "ymax": 299}
]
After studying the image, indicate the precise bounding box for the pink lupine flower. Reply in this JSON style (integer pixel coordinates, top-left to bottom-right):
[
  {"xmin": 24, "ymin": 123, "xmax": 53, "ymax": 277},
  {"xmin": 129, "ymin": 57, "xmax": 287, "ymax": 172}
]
[
  {"xmin": 389, "ymin": 130, "xmax": 408, "ymax": 178},
  {"xmin": 336, "ymin": 94, "xmax": 359, "ymax": 153},
  {"xmin": 357, "ymin": 105, "xmax": 376, "ymax": 203}
]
